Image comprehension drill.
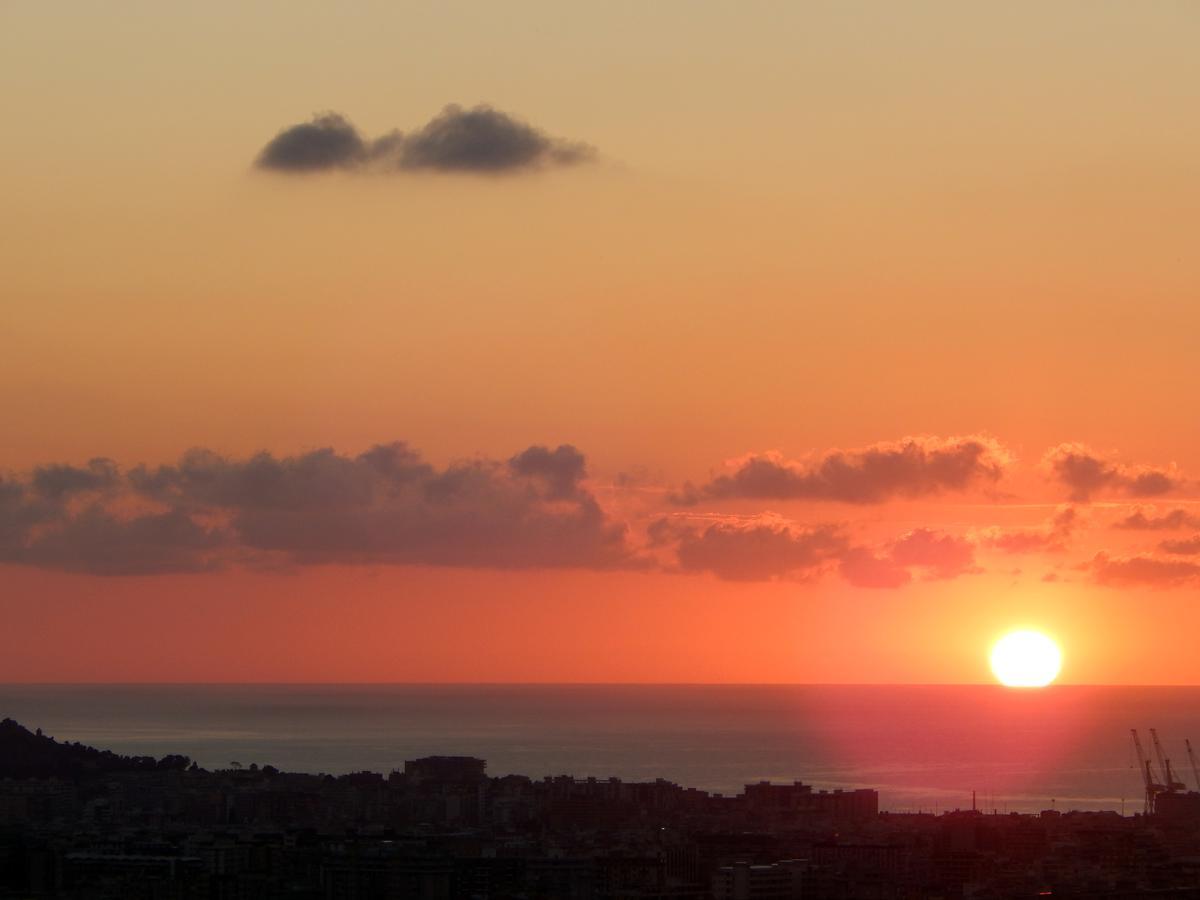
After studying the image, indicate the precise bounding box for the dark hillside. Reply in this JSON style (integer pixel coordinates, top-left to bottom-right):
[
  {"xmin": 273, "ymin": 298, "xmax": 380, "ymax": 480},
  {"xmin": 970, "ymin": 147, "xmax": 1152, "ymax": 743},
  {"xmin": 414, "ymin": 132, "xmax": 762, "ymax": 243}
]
[{"xmin": 0, "ymin": 718, "xmax": 190, "ymax": 779}]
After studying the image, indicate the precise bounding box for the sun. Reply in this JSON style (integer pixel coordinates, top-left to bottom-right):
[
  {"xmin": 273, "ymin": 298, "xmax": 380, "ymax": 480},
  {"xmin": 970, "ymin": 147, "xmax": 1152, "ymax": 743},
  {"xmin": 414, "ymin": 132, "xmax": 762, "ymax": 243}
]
[{"xmin": 989, "ymin": 630, "xmax": 1062, "ymax": 687}]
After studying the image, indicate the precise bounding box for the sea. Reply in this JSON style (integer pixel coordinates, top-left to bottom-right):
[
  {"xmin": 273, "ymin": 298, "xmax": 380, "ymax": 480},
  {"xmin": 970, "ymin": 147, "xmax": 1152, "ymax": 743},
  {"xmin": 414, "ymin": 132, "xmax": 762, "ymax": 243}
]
[{"xmin": 1, "ymin": 684, "xmax": 1194, "ymax": 815}]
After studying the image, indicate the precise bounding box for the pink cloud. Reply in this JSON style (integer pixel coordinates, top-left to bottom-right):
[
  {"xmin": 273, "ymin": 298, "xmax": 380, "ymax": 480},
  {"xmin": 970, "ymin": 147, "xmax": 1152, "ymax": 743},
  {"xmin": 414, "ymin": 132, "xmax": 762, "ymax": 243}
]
[
  {"xmin": 980, "ymin": 506, "xmax": 1079, "ymax": 554},
  {"xmin": 840, "ymin": 528, "xmax": 979, "ymax": 589}
]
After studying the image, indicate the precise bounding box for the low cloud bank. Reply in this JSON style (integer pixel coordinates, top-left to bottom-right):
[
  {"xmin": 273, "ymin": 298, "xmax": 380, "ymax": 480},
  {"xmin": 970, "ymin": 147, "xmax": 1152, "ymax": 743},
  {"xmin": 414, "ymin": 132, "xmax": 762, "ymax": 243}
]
[
  {"xmin": 1, "ymin": 443, "xmax": 634, "ymax": 575},
  {"xmin": 672, "ymin": 435, "xmax": 1011, "ymax": 506},
  {"xmin": 649, "ymin": 514, "xmax": 978, "ymax": 588},
  {"xmin": 6, "ymin": 434, "xmax": 1196, "ymax": 589}
]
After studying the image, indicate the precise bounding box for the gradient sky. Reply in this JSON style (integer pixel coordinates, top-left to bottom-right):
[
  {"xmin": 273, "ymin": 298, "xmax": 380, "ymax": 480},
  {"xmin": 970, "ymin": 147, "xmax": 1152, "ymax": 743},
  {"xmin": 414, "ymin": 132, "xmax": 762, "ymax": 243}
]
[{"xmin": 2, "ymin": 2, "xmax": 1199, "ymax": 683}]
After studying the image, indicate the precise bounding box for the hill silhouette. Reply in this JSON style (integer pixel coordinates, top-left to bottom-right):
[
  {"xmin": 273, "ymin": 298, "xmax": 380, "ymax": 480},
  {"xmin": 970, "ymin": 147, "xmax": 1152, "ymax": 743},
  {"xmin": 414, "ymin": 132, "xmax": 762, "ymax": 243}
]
[{"xmin": 0, "ymin": 718, "xmax": 190, "ymax": 779}]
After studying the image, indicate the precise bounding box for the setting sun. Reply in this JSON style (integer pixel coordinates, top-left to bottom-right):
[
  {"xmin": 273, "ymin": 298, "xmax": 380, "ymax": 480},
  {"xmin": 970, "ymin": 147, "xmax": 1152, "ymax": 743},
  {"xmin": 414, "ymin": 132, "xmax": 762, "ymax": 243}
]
[{"xmin": 990, "ymin": 630, "xmax": 1063, "ymax": 688}]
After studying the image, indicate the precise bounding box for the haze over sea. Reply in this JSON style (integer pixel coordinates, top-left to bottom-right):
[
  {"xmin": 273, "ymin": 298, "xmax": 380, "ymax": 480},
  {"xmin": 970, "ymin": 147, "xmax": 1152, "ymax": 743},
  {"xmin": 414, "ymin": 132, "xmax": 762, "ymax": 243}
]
[{"xmin": 1, "ymin": 684, "xmax": 1192, "ymax": 814}]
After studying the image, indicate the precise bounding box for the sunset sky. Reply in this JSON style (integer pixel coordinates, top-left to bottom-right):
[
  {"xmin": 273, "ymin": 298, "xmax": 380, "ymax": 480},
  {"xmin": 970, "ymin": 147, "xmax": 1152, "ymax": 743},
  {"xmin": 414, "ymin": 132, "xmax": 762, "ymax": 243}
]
[{"xmin": 3, "ymin": 2, "xmax": 1199, "ymax": 683}]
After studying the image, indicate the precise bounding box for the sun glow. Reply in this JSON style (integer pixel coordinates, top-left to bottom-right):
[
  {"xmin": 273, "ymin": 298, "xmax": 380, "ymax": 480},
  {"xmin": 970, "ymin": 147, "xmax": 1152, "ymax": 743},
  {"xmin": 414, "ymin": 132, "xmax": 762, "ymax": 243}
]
[{"xmin": 989, "ymin": 630, "xmax": 1062, "ymax": 688}]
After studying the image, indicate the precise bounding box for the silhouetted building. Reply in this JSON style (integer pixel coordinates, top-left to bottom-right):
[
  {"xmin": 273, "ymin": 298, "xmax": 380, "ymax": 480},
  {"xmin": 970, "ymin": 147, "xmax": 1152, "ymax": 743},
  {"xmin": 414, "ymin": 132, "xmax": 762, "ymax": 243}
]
[
  {"xmin": 403, "ymin": 756, "xmax": 487, "ymax": 785},
  {"xmin": 712, "ymin": 860, "xmax": 806, "ymax": 900},
  {"xmin": 1155, "ymin": 790, "xmax": 1200, "ymax": 824},
  {"xmin": 5, "ymin": 719, "xmax": 1200, "ymax": 900}
]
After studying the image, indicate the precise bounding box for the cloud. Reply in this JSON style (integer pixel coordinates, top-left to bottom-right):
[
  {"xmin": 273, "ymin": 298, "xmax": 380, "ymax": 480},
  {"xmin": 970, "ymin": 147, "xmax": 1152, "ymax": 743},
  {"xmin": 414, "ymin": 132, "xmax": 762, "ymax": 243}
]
[
  {"xmin": 1159, "ymin": 536, "xmax": 1200, "ymax": 556},
  {"xmin": 31, "ymin": 458, "xmax": 119, "ymax": 500},
  {"xmin": 256, "ymin": 113, "xmax": 368, "ymax": 171},
  {"xmin": 508, "ymin": 445, "xmax": 587, "ymax": 500},
  {"xmin": 672, "ymin": 435, "xmax": 1011, "ymax": 506},
  {"xmin": 129, "ymin": 445, "xmax": 418, "ymax": 512},
  {"xmin": 837, "ymin": 547, "xmax": 912, "ymax": 589},
  {"xmin": 0, "ymin": 478, "xmax": 47, "ymax": 556},
  {"xmin": 1042, "ymin": 444, "xmax": 1182, "ymax": 502},
  {"xmin": 1113, "ymin": 507, "xmax": 1200, "ymax": 531},
  {"xmin": 888, "ymin": 528, "xmax": 978, "ymax": 578},
  {"xmin": 2, "ymin": 442, "xmax": 638, "ymax": 575},
  {"xmin": 396, "ymin": 104, "xmax": 594, "ymax": 172},
  {"xmin": 980, "ymin": 506, "xmax": 1078, "ymax": 554},
  {"xmin": 839, "ymin": 528, "xmax": 979, "ymax": 589},
  {"xmin": 20, "ymin": 507, "xmax": 223, "ymax": 576},
  {"xmin": 1089, "ymin": 552, "xmax": 1200, "ymax": 588},
  {"xmin": 652, "ymin": 514, "xmax": 977, "ymax": 587},
  {"xmin": 657, "ymin": 515, "xmax": 847, "ymax": 581},
  {"xmin": 256, "ymin": 105, "xmax": 594, "ymax": 174}
]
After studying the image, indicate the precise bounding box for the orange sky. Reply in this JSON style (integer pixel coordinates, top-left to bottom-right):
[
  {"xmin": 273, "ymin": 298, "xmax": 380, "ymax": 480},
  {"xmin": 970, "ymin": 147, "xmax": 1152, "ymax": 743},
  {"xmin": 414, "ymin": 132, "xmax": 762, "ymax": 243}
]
[{"xmin": 2, "ymin": 2, "xmax": 1199, "ymax": 683}]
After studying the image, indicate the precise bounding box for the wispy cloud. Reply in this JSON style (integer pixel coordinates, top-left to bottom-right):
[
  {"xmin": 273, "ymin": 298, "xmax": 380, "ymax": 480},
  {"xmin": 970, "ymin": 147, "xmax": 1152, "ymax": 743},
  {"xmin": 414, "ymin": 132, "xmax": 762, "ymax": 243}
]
[
  {"xmin": 1089, "ymin": 552, "xmax": 1200, "ymax": 588},
  {"xmin": 978, "ymin": 506, "xmax": 1079, "ymax": 554}
]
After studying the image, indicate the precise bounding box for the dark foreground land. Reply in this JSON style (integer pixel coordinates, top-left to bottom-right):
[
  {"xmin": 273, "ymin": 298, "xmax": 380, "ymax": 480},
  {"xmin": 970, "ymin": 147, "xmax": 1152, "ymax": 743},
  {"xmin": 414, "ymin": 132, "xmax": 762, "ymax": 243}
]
[{"xmin": 2, "ymin": 718, "xmax": 1200, "ymax": 899}]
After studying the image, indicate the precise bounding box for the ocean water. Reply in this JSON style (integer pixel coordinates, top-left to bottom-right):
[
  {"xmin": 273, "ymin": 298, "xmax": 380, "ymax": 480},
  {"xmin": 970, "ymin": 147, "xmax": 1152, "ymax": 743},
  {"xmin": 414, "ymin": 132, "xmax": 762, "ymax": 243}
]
[{"xmin": 1, "ymin": 684, "xmax": 1195, "ymax": 814}]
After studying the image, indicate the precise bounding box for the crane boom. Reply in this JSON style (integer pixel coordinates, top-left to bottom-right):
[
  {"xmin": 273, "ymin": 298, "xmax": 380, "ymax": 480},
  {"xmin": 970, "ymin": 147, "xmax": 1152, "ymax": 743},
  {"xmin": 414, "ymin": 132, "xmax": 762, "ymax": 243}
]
[
  {"xmin": 1132, "ymin": 729, "xmax": 1166, "ymax": 814},
  {"xmin": 1186, "ymin": 739, "xmax": 1200, "ymax": 792},
  {"xmin": 1151, "ymin": 729, "xmax": 1188, "ymax": 792},
  {"xmin": 1132, "ymin": 730, "xmax": 1158, "ymax": 787}
]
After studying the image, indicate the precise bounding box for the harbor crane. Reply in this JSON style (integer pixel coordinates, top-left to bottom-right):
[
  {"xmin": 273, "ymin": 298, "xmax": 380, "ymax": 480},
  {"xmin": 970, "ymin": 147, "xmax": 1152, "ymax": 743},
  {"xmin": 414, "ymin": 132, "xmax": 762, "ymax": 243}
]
[
  {"xmin": 1186, "ymin": 739, "xmax": 1200, "ymax": 793},
  {"xmin": 1131, "ymin": 729, "xmax": 1167, "ymax": 814},
  {"xmin": 1150, "ymin": 728, "xmax": 1189, "ymax": 792}
]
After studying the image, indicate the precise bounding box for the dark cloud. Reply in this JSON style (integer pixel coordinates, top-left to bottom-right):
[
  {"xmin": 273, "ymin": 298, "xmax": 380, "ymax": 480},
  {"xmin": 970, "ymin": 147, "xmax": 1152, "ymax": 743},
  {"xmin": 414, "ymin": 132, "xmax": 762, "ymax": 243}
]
[
  {"xmin": 653, "ymin": 514, "xmax": 977, "ymax": 587},
  {"xmin": 508, "ymin": 445, "xmax": 587, "ymax": 500},
  {"xmin": 398, "ymin": 105, "xmax": 594, "ymax": 172},
  {"xmin": 20, "ymin": 507, "xmax": 223, "ymax": 576},
  {"xmin": 1042, "ymin": 444, "xmax": 1182, "ymax": 502},
  {"xmin": 1113, "ymin": 507, "xmax": 1200, "ymax": 531},
  {"xmin": 256, "ymin": 105, "xmax": 594, "ymax": 174},
  {"xmin": 0, "ymin": 478, "xmax": 46, "ymax": 557},
  {"xmin": 1160, "ymin": 536, "xmax": 1200, "ymax": 556},
  {"xmin": 256, "ymin": 113, "xmax": 367, "ymax": 171},
  {"xmin": 357, "ymin": 442, "xmax": 435, "ymax": 484},
  {"xmin": 367, "ymin": 129, "xmax": 406, "ymax": 163},
  {"xmin": 672, "ymin": 436, "xmax": 1010, "ymax": 506},
  {"xmin": 0, "ymin": 467, "xmax": 223, "ymax": 577},
  {"xmin": 1089, "ymin": 552, "xmax": 1200, "ymax": 588},
  {"xmin": 136, "ymin": 443, "xmax": 631, "ymax": 570},
  {"xmin": 31, "ymin": 458, "xmax": 119, "ymax": 500},
  {"xmin": 2, "ymin": 442, "xmax": 638, "ymax": 575},
  {"xmin": 661, "ymin": 516, "xmax": 847, "ymax": 582},
  {"xmin": 130, "ymin": 446, "xmax": 396, "ymax": 512},
  {"xmin": 981, "ymin": 506, "xmax": 1078, "ymax": 554}
]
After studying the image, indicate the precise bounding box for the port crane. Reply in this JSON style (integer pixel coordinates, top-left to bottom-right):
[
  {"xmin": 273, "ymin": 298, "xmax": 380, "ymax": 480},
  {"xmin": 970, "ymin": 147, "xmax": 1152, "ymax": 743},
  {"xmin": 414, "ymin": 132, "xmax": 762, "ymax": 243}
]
[
  {"xmin": 1186, "ymin": 739, "xmax": 1200, "ymax": 792},
  {"xmin": 1131, "ymin": 729, "xmax": 1167, "ymax": 814},
  {"xmin": 1151, "ymin": 728, "xmax": 1189, "ymax": 793}
]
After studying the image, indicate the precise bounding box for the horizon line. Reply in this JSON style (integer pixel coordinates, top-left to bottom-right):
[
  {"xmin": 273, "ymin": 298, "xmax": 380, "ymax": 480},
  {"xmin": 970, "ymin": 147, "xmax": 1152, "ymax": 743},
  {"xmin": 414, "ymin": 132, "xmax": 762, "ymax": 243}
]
[{"xmin": 3, "ymin": 680, "xmax": 1198, "ymax": 688}]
